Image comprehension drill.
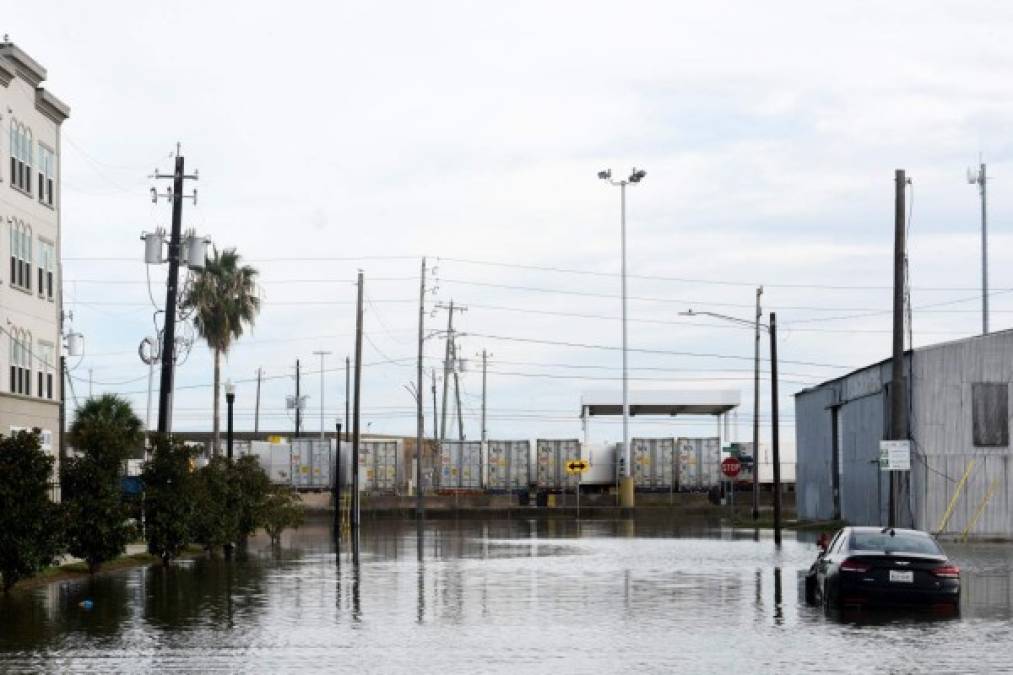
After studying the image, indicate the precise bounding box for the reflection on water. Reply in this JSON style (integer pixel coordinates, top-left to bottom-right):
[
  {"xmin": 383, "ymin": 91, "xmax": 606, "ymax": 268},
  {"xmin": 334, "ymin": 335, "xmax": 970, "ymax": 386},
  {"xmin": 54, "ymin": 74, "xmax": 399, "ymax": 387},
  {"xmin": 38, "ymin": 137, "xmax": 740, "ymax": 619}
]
[{"xmin": 2, "ymin": 517, "xmax": 1013, "ymax": 672}]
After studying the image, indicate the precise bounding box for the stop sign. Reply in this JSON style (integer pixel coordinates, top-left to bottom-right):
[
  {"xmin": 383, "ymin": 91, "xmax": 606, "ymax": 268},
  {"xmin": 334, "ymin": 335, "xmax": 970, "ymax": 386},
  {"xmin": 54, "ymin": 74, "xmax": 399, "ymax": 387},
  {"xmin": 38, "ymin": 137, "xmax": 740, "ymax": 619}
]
[{"xmin": 721, "ymin": 457, "xmax": 742, "ymax": 478}]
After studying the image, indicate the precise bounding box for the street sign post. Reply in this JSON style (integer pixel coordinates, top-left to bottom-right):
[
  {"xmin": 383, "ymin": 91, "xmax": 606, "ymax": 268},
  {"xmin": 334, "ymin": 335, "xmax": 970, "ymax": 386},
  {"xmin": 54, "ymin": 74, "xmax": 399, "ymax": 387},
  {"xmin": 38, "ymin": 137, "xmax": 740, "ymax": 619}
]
[
  {"xmin": 721, "ymin": 457, "xmax": 742, "ymax": 516},
  {"xmin": 566, "ymin": 459, "xmax": 589, "ymax": 518}
]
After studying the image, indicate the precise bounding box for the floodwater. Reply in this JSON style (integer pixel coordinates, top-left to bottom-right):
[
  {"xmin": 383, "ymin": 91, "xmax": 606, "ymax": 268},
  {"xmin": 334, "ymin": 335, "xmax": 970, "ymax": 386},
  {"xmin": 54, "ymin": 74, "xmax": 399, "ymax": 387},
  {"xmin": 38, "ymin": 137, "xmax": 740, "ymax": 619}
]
[{"xmin": 2, "ymin": 517, "xmax": 1013, "ymax": 673}]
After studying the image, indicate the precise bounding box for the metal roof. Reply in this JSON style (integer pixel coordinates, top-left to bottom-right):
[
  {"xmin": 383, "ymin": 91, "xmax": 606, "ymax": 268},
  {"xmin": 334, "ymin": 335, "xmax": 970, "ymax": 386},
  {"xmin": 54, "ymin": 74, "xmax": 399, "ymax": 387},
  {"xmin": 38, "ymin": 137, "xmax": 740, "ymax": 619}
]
[{"xmin": 580, "ymin": 389, "xmax": 740, "ymax": 417}]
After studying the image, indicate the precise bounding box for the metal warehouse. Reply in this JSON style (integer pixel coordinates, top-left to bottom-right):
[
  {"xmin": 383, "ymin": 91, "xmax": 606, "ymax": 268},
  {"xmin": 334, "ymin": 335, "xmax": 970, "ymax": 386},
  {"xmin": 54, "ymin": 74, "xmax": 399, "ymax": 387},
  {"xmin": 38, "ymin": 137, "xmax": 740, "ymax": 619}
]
[{"xmin": 795, "ymin": 329, "xmax": 1013, "ymax": 538}]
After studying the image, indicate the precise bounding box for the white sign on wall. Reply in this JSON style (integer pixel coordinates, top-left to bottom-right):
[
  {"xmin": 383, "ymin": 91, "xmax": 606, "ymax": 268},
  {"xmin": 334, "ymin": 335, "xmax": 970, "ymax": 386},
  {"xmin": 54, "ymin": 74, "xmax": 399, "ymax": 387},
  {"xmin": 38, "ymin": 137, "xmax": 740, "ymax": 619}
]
[{"xmin": 879, "ymin": 440, "xmax": 911, "ymax": 471}]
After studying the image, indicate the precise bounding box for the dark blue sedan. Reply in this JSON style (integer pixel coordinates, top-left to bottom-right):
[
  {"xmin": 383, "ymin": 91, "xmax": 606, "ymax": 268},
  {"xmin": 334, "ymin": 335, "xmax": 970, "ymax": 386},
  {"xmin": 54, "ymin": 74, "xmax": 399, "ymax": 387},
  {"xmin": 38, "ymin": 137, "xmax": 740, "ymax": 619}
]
[{"xmin": 805, "ymin": 527, "xmax": 960, "ymax": 612}]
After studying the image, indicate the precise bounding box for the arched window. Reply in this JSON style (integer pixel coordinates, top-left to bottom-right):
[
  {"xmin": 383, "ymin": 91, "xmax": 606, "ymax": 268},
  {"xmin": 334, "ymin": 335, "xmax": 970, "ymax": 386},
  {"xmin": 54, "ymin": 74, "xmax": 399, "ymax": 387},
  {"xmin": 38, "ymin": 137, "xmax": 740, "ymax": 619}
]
[
  {"xmin": 8, "ymin": 121, "xmax": 33, "ymax": 193},
  {"xmin": 10, "ymin": 220, "xmax": 31, "ymax": 292},
  {"xmin": 9, "ymin": 327, "xmax": 29, "ymax": 395}
]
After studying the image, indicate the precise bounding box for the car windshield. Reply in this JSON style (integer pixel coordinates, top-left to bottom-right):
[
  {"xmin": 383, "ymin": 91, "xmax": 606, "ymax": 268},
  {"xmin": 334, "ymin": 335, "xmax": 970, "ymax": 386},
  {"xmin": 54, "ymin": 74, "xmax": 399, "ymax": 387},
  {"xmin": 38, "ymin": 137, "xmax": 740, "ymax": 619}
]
[{"xmin": 850, "ymin": 531, "xmax": 942, "ymax": 555}]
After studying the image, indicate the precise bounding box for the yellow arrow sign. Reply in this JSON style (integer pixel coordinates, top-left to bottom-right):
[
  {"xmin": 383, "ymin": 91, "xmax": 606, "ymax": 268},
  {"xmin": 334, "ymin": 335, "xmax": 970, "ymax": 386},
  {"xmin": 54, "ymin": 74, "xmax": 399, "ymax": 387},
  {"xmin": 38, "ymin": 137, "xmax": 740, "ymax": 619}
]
[{"xmin": 566, "ymin": 459, "xmax": 589, "ymax": 474}]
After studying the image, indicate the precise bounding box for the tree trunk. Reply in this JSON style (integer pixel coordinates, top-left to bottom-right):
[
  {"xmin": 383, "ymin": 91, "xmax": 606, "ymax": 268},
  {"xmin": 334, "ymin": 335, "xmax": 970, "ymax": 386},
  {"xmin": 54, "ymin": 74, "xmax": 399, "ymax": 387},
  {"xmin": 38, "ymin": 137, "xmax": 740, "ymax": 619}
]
[{"xmin": 213, "ymin": 349, "xmax": 221, "ymax": 456}]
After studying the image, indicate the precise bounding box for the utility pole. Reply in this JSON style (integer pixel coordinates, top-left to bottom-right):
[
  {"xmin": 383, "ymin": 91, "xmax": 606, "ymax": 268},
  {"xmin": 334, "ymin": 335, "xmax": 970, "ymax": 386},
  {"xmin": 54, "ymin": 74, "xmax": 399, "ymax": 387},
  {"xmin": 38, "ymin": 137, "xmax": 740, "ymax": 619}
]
[
  {"xmin": 752, "ymin": 286, "xmax": 763, "ymax": 521},
  {"xmin": 452, "ymin": 338, "xmax": 464, "ymax": 441},
  {"xmin": 480, "ymin": 349, "xmax": 489, "ymax": 488},
  {"xmin": 431, "ymin": 368, "xmax": 438, "ymax": 443},
  {"xmin": 154, "ymin": 147, "xmax": 198, "ymax": 435},
  {"xmin": 295, "ymin": 359, "xmax": 302, "ymax": 438},
  {"xmin": 313, "ymin": 350, "xmax": 331, "ymax": 440},
  {"xmin": 416, "ymin": 257, "xmax": 426, "ymax": 519},
  {"xmin": 88, "ymin": 368, "xmax": 93, "ymax": 398},
  {"xmin": 770, "ymin": 312, "xmax": 782, "ymax": 547},
  {"xmin": 890, "ymin": 169, "xmax": 909, "ymax": 528},
  {"xmin": 345, "ymin": 356, "xmax": 350, "ymax": 442},
  {"xmin": 351, "ymin": 272, "xmax": 364, "ymax": 530},
  {"xmin": 254, "ymin": 368, "xmax": 262, "ymax": 434}
]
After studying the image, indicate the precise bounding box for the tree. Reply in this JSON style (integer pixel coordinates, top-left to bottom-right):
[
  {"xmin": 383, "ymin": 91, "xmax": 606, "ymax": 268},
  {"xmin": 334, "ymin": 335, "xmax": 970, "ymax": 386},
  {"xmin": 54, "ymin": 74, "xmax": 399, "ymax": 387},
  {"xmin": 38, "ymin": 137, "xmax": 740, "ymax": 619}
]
[
  {"xmin": 261, "ymin": 487, "xmax": 305, "ymax": 545},
  {"xmin": 181, "ymin": 248, "xmax": 260, "ymax": 455},
  {"xmin": 191, "ymin": 456, "xmax": 240, "ymax": 555},
  {"xmin": 232, "ymin": 455, "xmax": 272, "ymax": 539},
  {"xmin": 142, "ymin": 436, "xmax": 198, "ymax": 565},
  {"xmin": 62, "ymin": 395, "xmax": 143, "ymax": 574},
  {"xmin": 0, "ymin": 431, "xmax": 63, "ymax": 591}
]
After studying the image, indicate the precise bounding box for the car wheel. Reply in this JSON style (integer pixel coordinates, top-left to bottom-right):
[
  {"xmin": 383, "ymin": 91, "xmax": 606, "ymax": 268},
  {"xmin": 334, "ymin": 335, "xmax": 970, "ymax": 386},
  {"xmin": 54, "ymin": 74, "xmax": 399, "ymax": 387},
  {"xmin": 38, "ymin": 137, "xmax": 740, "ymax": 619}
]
[
  {"xmin": 821, "ymin": 579, "xmax": 835, "ymax": 614},
  {"xmin": 804, "ymin": 572, "xmax": 817, "ymax": 605}
]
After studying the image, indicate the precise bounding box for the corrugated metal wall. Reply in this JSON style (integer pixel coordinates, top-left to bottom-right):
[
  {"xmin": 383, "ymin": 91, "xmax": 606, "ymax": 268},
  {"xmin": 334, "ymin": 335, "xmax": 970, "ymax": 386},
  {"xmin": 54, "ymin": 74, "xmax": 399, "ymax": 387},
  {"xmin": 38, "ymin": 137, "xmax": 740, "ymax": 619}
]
[
  {"xmin": 797, "ymin": 330, "xmax": 1013, "ymax": 538},
  {"xmin": 910, "ymin": 332, "xmax": 1013, "ymax": 538}
]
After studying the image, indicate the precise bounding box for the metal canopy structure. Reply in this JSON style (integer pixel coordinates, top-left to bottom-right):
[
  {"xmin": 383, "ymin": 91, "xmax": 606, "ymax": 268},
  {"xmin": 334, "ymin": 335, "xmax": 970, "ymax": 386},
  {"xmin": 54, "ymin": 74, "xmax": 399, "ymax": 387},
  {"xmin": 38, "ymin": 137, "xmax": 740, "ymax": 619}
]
[{"xmin": 580, "ymin": 389, "xmax": 741, "ymax": 418}]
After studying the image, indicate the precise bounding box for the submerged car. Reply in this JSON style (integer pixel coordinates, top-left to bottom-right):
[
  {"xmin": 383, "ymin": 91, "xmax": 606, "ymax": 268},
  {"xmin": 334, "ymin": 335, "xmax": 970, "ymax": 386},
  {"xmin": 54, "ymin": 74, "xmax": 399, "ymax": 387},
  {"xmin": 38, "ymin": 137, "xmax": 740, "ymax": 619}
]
[{"xmin": 804, "ymin": 527, "xmax": 960, "ymax": 611}]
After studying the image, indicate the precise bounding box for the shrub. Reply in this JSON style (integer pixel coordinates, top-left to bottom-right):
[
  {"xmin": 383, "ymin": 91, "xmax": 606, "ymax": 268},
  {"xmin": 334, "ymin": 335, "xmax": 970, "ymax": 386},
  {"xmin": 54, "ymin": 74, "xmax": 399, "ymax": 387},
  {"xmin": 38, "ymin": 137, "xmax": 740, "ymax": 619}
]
[
  {"xmin": 262, "ymin": 487, "xmax": 305, "ymax": 545},
  {"xmin": 0, "ymin": 431, "xmax": 63, "ymax": 591},
  {"xmin": 142, "ymin": 436, "xmax": 198, "ymax": 565},
  {"xmin": 191, "ymin": 456, "xmax": 240, "ymax": 555}
]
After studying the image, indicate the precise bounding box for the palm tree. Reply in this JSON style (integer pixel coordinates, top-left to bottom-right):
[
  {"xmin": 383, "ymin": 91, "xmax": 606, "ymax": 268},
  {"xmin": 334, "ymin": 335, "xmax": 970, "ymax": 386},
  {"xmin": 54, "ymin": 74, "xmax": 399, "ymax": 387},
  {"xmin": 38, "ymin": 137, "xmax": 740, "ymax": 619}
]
[{"xmin": 182, "ymin": 248, "xmax": 260, "ymax": 454}]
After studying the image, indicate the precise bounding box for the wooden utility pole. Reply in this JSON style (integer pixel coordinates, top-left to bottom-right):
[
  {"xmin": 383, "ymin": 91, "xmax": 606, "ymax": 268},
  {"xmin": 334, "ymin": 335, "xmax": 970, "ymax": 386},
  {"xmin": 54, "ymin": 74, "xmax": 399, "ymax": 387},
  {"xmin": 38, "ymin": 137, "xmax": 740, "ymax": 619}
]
[
  {"xmin": 416, "ymin": 257, "xmax": 426, "ymax": 519},
  {"xmin": 752, "ymin": 286, "xmax": 762, "ymax": 521},
  {"xmin": 440, "ymin": 301, "xmax": 455, "ymax": 442},
  {"xmin": 890, "ymin": 169, "xmax": 909, "ymax": 528},
  {"xmin": 770, "ymin": 312, "xmax": 782, "ymax": 547},
  {"xmin": 345, "ymin": 355, "xmax": 350, "ymax": 442},
  {"xmin": 254, "ymin": 367, "xmax": 262, "ymax": 434},
  {"xmin": 295, "ymin": 359, "xmax": 301, "ymax": 438},
  {"xmin": 452, "ymin": 338, "xmax": 464, "ymax": 441},
  {"xmin": 351, "ymin": 272, "xmax": 364, "ymax": 529}
]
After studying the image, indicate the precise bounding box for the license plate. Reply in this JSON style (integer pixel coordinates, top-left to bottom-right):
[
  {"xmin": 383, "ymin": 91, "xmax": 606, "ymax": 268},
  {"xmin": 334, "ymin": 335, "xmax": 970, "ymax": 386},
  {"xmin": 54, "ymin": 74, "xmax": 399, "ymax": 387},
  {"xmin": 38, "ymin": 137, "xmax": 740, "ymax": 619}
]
[{"xmin": 889, "ymin": 570, "xmax": 914, "ymax": 583}]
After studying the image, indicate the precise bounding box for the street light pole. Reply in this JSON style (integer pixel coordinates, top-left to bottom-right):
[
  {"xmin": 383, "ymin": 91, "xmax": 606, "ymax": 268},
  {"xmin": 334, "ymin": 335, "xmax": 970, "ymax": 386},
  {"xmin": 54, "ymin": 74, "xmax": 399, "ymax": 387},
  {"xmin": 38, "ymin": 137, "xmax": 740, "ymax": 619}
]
[
  {"xmin": 599, "ymin": 167, "xmax": 646, "ymax": 510},
  {"xmin": 225, "ymin": 380, "xmax": 235, "ymax": 462},
  {"xmin": 680, "ymin": 306, "xmax": 769, "ymax": 523},
  {"xmin": 313, "ymin": 350, "xmax": 332, "ymax": 440}
]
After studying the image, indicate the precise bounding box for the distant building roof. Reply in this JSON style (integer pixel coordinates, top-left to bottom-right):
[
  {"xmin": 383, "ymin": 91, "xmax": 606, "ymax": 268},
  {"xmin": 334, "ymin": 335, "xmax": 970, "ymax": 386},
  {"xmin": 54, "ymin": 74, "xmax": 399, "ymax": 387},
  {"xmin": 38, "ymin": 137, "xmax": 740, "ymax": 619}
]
[{"xmin": 580, "ymin": 389, "xmax": 740, "ymax": 416}]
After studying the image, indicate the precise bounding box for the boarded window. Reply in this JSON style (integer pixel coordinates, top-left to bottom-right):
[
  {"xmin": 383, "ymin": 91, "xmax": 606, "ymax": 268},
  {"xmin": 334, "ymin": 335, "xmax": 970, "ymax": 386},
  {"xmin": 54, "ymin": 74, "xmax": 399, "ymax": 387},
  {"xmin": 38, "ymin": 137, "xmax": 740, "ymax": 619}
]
[{"xmin": 972, "ymin": 383, "xmax": 1009, "ymax": 447}]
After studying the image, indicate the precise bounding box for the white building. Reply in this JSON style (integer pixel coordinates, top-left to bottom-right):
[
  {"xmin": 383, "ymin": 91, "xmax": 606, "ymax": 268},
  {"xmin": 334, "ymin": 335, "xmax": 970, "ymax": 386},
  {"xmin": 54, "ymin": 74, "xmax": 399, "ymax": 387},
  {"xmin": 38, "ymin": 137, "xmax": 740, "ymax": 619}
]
[{"xmin": 0, "ymin": 41, "xmax": 68, "ymax": 477}]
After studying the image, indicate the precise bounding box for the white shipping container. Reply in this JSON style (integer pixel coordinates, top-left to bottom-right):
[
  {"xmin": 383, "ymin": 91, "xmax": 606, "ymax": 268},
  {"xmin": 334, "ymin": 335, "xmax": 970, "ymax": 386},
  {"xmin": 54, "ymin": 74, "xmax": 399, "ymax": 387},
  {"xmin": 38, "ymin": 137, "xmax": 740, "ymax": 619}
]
[
  {"xmin": 486, "ymin": 440, "xmax": 530, "ymax": 491},
  {"xmin": 676, "ymin": 437, "xmax": 721, "ymax": 491},
  {"xmin": 632, "ymin": 438, "xmax": 676, "ymax": 490},
  {"xmin": 359, "ymin": 440, "xmax": 400, "ymax": 493},
  {"xmin": 535, "ymin": 439, "xmax": 580, "ymax": 490},
  {"xmin": 290, "ymin": 439, "xmax": 331, "ymax": 489},
  {"xmin": 438, "ymin": 440, "xmax": 482, "ymax": 489}
]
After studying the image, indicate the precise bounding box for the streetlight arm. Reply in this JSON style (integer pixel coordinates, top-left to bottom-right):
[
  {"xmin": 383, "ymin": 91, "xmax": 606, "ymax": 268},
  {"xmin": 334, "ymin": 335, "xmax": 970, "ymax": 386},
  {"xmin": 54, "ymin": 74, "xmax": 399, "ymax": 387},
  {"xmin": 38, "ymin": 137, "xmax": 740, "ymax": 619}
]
[{"xmin": 681, "ymin": 309, "xmax": 769, "ymax": 332}]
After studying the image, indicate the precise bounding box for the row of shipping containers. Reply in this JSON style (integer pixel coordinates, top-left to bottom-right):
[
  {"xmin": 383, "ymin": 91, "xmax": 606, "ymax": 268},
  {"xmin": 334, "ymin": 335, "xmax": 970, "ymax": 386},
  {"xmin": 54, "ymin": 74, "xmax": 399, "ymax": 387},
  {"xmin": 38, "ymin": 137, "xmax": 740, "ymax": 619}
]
[{"xmin": 235, "ymin": 436, "xmax": 724, "ymax": 494}]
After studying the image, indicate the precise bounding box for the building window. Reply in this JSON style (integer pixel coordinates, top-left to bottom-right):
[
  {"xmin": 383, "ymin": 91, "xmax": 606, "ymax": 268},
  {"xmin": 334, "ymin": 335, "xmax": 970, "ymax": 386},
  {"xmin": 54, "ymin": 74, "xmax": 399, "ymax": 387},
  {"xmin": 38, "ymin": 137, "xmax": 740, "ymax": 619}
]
[
  {"xmin": 37, "ymin": 341, "xmax": 54, "ymax": 400},
  {"xmin": 972, "ymin": 383, "xmax": 1008, "ymax": 447},
  {"xmin": 9, "ymin": 328, "xmax": 31, "ymax": 396},
  {"xmin": 37, "ymin": 145, "xmax": 55, "ymax": 206},
  {"xmin": 10, "ymin": 220, "xmax": 31, "ymax": 292},
  {"xmin": 37, "ymin": 239, "xmax": 54, "ymax": 300},
  {"xmin": 8, "ymin": 120, "xmax": 32, "ymax": 194}
]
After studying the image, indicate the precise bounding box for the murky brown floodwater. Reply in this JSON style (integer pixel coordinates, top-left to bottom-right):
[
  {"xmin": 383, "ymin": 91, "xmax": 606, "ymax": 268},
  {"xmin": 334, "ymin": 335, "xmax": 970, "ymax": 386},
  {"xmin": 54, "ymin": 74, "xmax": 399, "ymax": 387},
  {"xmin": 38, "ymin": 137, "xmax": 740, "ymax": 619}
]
[{"xmin": 2, "ymin": 517, "xmax": 1012, "ymax": 673}]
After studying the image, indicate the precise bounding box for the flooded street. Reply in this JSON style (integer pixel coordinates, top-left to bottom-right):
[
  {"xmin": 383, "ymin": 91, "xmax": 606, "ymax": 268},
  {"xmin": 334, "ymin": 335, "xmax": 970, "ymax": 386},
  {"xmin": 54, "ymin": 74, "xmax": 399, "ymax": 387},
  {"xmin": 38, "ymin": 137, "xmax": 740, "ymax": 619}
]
[{"xmin": 3, "ymin": 517, "xmax": 1013, "ymax": 673}]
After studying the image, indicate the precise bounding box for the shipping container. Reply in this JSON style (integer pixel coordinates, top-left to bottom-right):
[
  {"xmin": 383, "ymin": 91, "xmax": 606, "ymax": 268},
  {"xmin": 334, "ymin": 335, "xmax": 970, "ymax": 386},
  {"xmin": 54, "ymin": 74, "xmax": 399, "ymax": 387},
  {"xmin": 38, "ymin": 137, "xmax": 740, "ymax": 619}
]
[
  {"xmin": 359, "ymin": 439, "xmax": 400, "ymax": 493},
  {"xmin": 676, "ymin": 437, "xmax": 721, "ymax": 491},
  {"xmin": 247, "ymin": 441, "xmax": 296, "ymax": 484},
  {"xmin": 632, "ymin": 437, "xmax": 676, "ymax": 490},
  {"xmin": 438, "ymin": 440, "xmax": 482, "ymax": 489},
  {"xmin": 486, "ymin": 440, "xmax": 531, "ymax": 491},
  {"xmin": 535, "ymin": 438, "xmax": 580, "ymax": 490},
  {"xmin": 290, "ymin": 439, "xmax": 332, "ymax": 489}
]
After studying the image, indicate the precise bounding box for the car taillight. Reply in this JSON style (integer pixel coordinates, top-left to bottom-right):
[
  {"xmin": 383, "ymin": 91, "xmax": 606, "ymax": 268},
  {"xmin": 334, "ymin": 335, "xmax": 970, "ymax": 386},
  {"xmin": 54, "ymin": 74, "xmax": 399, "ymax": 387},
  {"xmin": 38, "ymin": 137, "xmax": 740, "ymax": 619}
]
[
  {"xmin": 931, "ymin": 564, "xmax": 960, "ymax": 579},
  {"xmin": 840, "ymin": 559, "xmax": 871, "ymax": 573}
]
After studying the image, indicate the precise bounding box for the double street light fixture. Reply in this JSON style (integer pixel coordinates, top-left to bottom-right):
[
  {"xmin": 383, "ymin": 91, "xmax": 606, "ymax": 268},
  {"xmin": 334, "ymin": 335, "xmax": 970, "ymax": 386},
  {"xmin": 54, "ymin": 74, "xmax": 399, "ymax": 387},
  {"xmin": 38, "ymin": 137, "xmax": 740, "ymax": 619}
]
[{"xmin": 599, "ymin": 167, "xmax": 646, "ymax": 508}]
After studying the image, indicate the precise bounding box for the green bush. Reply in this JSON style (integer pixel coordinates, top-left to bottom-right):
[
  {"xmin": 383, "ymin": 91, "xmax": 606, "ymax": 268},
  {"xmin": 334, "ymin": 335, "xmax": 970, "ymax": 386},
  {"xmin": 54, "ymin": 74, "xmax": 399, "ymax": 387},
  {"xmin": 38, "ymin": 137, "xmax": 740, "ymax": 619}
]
[
  {"xmin": 262, "ymin": 486, "xmax": 305, "ymax": 545},
  {"xmin": 191, "ymin": 456, "xmax": 240, "ymax": 555},
  {"xmin": 62, "ymin": 394, "xmax": 143, "ymax": 574},
  {"xmin": 142, "ymin": 436, "xmax": 198, "ymax": 565},
  {"xmin": 0, "ymin": 431, "xmax": 63, "ymax": 591},
  {"xmin": 232, "ymin": 454, "xmax": 272, "ymax": 538}
]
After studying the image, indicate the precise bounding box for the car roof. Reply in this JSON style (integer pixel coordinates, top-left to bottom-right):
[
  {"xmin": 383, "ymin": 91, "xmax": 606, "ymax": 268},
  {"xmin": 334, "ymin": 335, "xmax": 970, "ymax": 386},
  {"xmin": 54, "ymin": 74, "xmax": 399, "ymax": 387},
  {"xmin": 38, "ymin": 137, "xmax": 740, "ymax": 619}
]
[{"xmin": 847, "ymin": 527, "xmax": 931, "ymax": 537}]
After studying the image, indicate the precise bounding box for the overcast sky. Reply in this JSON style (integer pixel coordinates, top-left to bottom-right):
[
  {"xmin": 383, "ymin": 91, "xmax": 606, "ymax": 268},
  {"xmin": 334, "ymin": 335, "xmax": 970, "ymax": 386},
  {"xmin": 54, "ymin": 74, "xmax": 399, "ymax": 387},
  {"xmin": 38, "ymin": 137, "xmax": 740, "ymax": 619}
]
[{"xmin": 7, "ymin": 2, "xmax": 1013, "ymax": 455}]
